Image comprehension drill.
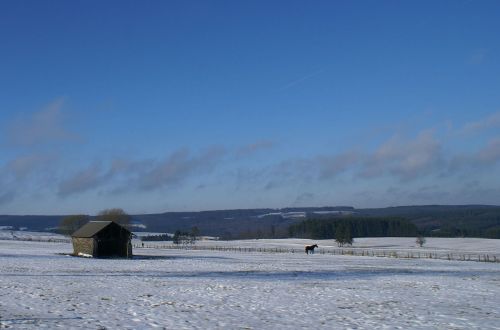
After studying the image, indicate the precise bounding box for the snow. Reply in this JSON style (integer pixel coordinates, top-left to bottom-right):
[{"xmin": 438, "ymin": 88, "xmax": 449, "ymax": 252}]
[
  {"xmin": 0, "ymin": 238, "xmax": 499, "ymax": 329},
  {"xmin": 257, "ymin": 212, "xmax": 306, "ymax": 218},
  {"xmin": 137, "ymin": 237, "xmax": 500, "ymax": 261},
  {"xmin": 128, "ymin": 224, "xmax": 147, "ymax": 229},
  {"xmin": 0, "ymin": 230, "xmax": 69, "ymax": 242},
  {"xmin": 313, "ymin": 210, "xmax": 340, "ymax": 215}
]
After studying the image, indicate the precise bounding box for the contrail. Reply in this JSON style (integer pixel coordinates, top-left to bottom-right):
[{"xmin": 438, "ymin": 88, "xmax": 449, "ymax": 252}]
[{"xmin": 278, "ymin": 68, "xmax": 325, "ymax": 91}]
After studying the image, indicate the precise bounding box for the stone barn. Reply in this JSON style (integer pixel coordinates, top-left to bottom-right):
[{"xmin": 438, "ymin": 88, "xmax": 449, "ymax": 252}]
[{"xmin": 71, "ymin": 221, "xmax": 132, "ymax": 258}]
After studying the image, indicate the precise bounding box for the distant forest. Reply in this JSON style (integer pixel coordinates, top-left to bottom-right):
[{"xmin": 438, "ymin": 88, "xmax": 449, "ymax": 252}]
[
  {"xmin": 356, "ymin": 205, "xmax": 500, "ymax": 239},
  {"xmin": 1, "ymin": 205, "xmax": 499, "ymax": 239},
  {"xmin": 288, "ymin": 217, "xmax": 417, "ymax": 240}
]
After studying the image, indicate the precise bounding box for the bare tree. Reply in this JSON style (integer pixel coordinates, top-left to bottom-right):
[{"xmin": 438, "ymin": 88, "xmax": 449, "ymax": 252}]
[
  {"xmin": 59, "ymin": 215, "xmax": 89, "ymax": 236},
  {"xmin": 173, "ymin": 230, "xmax": 196, "ymax": 245},
  {"xmin": 416, "ymin": 235, "xmax": 426, "ymax": 247},
  {"xmin": 190, "ymin": 226, "xmax": 200, "ymax": 240},
  {"xmin": 97, "ymin": 208, "xmax": 131, "ymax": 228}
]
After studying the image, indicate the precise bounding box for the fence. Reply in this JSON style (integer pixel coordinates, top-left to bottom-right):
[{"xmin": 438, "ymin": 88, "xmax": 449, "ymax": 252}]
[
  {"xmin": 2, "ymin": 236, "xmax": 496, "ymax": 263},
  {"xmin": 0, "ymin": 236, "xmax": 70, "ymax": 243},
  {"xmin": 133, "ymin": 243, "xmax": 499, "ymax": 263}
]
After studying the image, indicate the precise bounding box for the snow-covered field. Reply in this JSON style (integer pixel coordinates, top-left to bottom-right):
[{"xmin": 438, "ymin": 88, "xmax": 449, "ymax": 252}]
[
  {"xmin": 139, "ymin": 236, "xmax": 500, "ymax": 254},
  {"xmin": 1, "ymin": 239, "xmax": 499, "ymax": 329},
  {"xmin": 0, "ymin": 230, "xmax": 68, "ymax": 242}
]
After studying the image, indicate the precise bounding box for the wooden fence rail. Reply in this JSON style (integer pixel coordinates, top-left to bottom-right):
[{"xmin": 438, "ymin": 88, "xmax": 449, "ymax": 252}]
[
  {"xmin": 1, "ymin": 237, "xmax": 496, "ymax": 263},
  {"xmin": 133, "ymin": 243, "xmax": 499, "ymax": 263},
  {"xmin": 0, "ymin": 237, "xmax": 70, "ymax": 243}
]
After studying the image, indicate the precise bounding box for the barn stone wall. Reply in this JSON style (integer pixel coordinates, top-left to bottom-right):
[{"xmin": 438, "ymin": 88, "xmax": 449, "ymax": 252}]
[
  {"xmin": 127, "ymin": 241, "xmax": 132, "ymax": 258},
  {"xmin": 72, "ymin": 237, "xmax": 95, "ymax": 256}
]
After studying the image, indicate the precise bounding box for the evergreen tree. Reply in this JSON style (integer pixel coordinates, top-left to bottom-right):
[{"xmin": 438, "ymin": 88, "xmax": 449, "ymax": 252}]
[
  {"xmin": 173, "ymin": 230, "xmax": 182, "ymax": 245},
  {"xmin": 416, "ymin": 235, "xmax": 426, "ymax": 247},
  {"xmin": 289, "ymin": 216, "xmax": 417, "ymax": 240},
  {"xmin": 58, "ymin": 214, "xmax": 89, "ymax": 236},
  {"xmin": 335, "ymin": 222, "xmax": 353, "ymax": 247},
  {"xmin": 344, "ymin": 224, "xmax": 353, "ymax": 246},
  {"xmin": 190, "ymin": 226, "xmax": 200, "ymax": 241},
  {"xmin": 335, "ymin": 223, "xmax": 346, "ymax": 247}
]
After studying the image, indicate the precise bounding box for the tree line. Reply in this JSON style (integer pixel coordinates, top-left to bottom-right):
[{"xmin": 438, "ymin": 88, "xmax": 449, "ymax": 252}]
[
  {"xmin": 288, "ymin": 216, "xmax": 418, "ymax": 240},
  {"xmin": 141, "ymin": 227, "xmax": 200, "ymax": 245},
  {"xmin": 58, "ymin": 208, "xmax": 131, "ymax": 236},
  {"xmin": 59, "ymin": 210, "xmax": 205, "ymax": 246}
]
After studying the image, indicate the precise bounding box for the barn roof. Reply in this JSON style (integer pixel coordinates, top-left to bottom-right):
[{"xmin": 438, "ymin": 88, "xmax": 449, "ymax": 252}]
[{"xmin": 72, "ymin": 221, "xmax": 131, "ymax": 238}]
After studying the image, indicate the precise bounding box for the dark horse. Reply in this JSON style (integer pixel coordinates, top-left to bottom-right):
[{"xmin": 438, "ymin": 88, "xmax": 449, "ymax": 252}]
[{"xmin": 305, "ymin": 244, "xmax": 318, "ymax": 254}]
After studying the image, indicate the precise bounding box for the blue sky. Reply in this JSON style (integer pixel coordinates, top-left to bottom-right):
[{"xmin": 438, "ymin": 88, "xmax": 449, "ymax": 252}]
[{"xmin": 1, "ymin": 1, "xmax": 500, "ymax": 215}]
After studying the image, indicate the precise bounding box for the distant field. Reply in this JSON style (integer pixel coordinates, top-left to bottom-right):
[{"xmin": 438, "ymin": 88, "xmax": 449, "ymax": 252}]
[
  {"xmin": 143, "ymin": 236, "xmax": 500, "ymax": 254},
  {"xmin": 1, "ymin": 229, "xmax": 499, "ymax": 260},
  {"xmin": 137, "ymin": 237, "xmax": 500, "ymax": 263},
  {"xmin": 0, "ymin": 238, "xmax": 499, "ymax": 329}
]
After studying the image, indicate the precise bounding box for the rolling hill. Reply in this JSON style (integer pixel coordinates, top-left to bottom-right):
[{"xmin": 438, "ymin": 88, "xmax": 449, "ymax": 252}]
[{"xmin": 1, "ymin": 205, "xmax": 499, "ymax": 239}]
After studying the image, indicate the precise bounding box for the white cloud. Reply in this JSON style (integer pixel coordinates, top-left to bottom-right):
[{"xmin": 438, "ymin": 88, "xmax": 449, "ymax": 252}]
[
  {"xmin": 5, "ymin": 98, "xmax": 79, "ymax": 147},
  {"xmin": 137, "ymin": 147, "xmax": 226, "ymax": 191},
  {"xmin": 477, "ymin": 137, "xmax": 500, "ymax": 164},
  {"xmin": 317, "ymin": 152, "xmax": 360, "ymax": 179},
  {"xmin": 0, "ymin": 190, "xmax": 15, "ymax": 206},
  {"xmin": 6, "ymin": 153, "xmax": 58, "ymax": 180},
  {"xmin": 56, "ymin": 147, "xmax": 227, "ymax": 197},
  {"xmin": 236, "ymin": 140, "xmax": 274, "ymax": 157},
  {"xmin": 461, "ymin": 111, "xmax": 500, "ymax": 135},
  {"xmin": 469, "ymin": 48, "xmax": 488, "ymax": 65},
  {"xmin": 360, "ymin": 130, "xmax": 443, "ymax": 180},
  {"xmin": 58, "ymin": 163, "xmax": 108, "ymax": 197},
  {"xmin": 448, "ymin": 136, "xmax": 500, "ymax": 171}
]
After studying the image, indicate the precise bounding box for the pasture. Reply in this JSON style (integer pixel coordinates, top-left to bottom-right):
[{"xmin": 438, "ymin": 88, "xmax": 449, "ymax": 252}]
[{"xmin": 0, "ymin": 236, "xmax": 499, "ymax": 329}]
